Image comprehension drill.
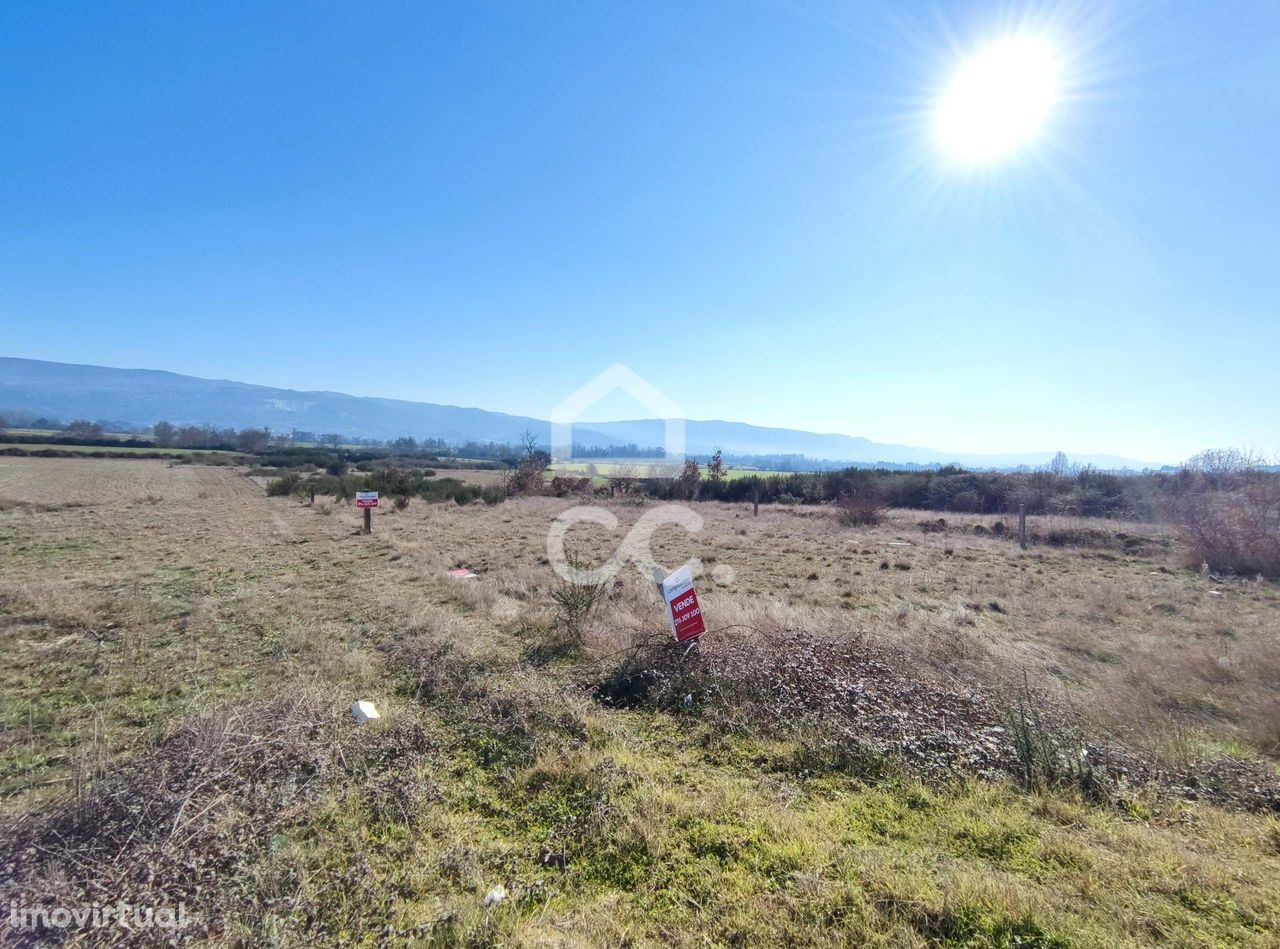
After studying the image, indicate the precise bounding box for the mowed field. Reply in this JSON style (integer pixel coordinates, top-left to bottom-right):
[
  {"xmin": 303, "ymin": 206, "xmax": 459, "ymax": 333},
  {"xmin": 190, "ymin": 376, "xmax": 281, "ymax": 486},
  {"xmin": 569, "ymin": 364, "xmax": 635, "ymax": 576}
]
[
  {"xmin": 2, "ymin": 457, "xmax": 1279, "ymax": 945},
  {"xmin": 0, "ymin": 456, "xmax": 254, "ymax": 505},
  {"xmin": 0, "ymin": 443, "xmax": 234, "ymax": 458}
]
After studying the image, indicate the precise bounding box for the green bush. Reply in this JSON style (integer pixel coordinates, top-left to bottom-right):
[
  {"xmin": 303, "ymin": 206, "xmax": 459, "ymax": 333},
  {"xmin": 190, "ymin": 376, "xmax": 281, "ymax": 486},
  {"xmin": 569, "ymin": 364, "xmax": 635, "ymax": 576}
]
[
  {"xmin": 265, "ymin": 472, "xmax": 302, "ymax": 497},
  {"xmin": 285, "ymin": 471, "xmax": 504, "ymax": 507}
]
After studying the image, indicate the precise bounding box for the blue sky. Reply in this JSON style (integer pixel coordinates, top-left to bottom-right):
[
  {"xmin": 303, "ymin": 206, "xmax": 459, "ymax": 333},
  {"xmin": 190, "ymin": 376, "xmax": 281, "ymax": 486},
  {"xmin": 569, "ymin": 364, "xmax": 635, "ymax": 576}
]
[{"xmin": 1, "ymin": 1, "xmax": 1277, "ymax": 464}]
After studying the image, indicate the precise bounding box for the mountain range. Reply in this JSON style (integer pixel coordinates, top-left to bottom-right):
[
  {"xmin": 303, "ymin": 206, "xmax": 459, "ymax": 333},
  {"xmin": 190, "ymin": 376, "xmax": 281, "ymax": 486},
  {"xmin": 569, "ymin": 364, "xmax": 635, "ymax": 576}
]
[{"xmin": 0, "ymin": 357, "xmax": 1157, "ymax": 470}]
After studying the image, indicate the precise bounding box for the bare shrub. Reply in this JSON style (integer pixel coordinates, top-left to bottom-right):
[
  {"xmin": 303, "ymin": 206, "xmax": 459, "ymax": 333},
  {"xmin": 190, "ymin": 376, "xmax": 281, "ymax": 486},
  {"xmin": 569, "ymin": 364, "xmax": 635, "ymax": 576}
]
[
  {"xmin": 503, "ymin": 429, "xmax": 549, "ymax": 497},
  {"xmin": 835, "ymin": 488, "xmax": 887, "ymax": 527},
  {"xmin": 503, "ymin": 455, "xmax": 546, "ymax": 496},
  {"xmin": 610, "ymin": 463, "xmax": 639, "ymax": 497},
  {"xmin": 379, "ymin": 465, "xmax": 413, "ymax": 511},
  {"xmin": 1164, "ymin": 468, "xmax": 1280, "ymax": 577},
  {"xmin": 548, "ymin": 475, "xmax": 592, "ymax": 497}
]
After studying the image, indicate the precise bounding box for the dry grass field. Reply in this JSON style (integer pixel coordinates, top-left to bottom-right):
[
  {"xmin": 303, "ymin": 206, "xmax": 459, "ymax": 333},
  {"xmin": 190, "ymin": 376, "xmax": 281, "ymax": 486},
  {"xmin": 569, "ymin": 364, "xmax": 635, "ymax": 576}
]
[
  {"xmin": 2, "ymin": 457, "xmax": 1279, "ymax": 946},
  {"xmin": 436, "ymin": 467, "xmax": 507, "ymax": 487},
  {"xmin": 0, "ymin": 456, "xmax": 253, "ymax": 506}
]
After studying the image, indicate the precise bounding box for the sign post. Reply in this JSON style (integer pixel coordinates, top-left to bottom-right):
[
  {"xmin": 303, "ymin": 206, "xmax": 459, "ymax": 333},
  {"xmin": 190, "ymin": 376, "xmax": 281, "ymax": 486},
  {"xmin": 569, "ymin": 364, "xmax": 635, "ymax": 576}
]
[
  {"xmin": 655, "ymin": 563, "xmax": 706, "ymax": 645},
  {"xmin": 355, "ymin": 491, "xmax": 379, "ymax": 533}
]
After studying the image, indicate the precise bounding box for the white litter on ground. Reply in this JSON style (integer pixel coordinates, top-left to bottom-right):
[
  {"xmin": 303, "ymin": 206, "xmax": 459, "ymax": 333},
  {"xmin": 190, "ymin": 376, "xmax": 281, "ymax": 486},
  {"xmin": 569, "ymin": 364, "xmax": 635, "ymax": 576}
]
[
  {"xmin": 350, "ymin": 700, "xmax": 381, "ymax": 724},
  {"xmin": 483, "ymin": 884, "xmax": 507, "ymax": 907},
  {"xmin": 446, "ymin": 568, "xmax": 478, "ymax": 580}
]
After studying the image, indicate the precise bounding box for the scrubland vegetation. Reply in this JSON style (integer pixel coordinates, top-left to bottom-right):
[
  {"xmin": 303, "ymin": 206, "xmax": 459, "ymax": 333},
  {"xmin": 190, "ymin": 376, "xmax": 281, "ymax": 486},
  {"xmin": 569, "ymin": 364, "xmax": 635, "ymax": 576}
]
[
  {"xmin": 265, "ymin": 468, "xmax": 505, "ymax": 507},
  {"xmin": 2, "ymin": 457, "xmax": 1279, "ymax": 945}
]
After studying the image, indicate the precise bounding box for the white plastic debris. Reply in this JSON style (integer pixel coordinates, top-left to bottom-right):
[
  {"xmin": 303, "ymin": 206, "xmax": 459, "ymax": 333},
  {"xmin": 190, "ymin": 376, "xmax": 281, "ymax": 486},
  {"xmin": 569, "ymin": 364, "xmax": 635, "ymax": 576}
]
[
  {"xmin": 483, "ymin": 884, "xmax": 507, "ymax": 907},
  {"xmin": 350, "ymin": 700, "xmax": 381, "ymax": 724},
  {"xmin": 1208, "ymin": 590, "xmax": 1224, "ymax": 597}
]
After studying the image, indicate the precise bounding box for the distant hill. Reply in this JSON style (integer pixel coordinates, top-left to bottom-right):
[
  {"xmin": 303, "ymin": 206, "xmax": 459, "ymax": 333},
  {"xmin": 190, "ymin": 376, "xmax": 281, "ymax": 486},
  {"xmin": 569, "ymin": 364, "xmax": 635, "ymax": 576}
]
[
  {"xmin": 0, "ymin": 357, "xmax": 1157, "ymax": 470},
  {"xmin": 0, "ymin": 357, "xmax": 548, "ymax": 445}
]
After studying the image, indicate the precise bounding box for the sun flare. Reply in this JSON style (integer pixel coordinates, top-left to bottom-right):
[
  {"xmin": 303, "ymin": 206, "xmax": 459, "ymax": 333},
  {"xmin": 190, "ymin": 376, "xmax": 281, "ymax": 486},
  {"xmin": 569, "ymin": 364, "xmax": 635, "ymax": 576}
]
[{"xmin": 935, "ymin": 35, "xmax": 1061, "ymax": 164}]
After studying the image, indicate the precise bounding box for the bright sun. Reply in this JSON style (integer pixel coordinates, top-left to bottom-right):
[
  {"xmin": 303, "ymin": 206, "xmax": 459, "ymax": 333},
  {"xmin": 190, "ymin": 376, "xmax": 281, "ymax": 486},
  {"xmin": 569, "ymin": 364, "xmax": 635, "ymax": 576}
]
[{"xmin": 935, "ymin": 35, "xmax": 1061, "ymax": 164}]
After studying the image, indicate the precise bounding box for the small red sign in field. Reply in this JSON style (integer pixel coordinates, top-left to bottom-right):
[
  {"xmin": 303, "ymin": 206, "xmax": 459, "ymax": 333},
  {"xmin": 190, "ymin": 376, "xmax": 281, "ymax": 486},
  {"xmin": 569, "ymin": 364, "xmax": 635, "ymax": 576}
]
[
  {"xmin": 355, "ymin": 491, "xmax": 379, "ymax": 509},
  {"xmin": 659, "ymin": 564, "xmax": 706, "ymax": 643}
]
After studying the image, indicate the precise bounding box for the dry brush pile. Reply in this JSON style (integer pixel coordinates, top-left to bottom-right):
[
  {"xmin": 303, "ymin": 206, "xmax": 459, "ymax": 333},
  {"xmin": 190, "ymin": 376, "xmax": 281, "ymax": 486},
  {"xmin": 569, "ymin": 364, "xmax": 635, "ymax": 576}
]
[
  {"xmin": 591, "ymin": 626, "xmax": 1280, "ymax": 811},
  {"xmin": 0, "ymin": 691, "xmax": 440, "ymax": 944}
]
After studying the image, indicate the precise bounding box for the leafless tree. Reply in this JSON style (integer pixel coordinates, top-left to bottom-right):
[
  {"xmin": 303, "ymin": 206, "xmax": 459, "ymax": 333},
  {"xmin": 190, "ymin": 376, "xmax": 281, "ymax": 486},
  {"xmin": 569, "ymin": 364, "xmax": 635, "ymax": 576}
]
[
  {"xmin": 504, "ymin": 430, "xmax": 548, "ymax": 496},
  {"xmin": 1185, "ymin": 448, "xmax": 1265, "ymax": 477},
  {"xmin": 612, "ymin": 462, "xmax": 638, "ymax": 496}
]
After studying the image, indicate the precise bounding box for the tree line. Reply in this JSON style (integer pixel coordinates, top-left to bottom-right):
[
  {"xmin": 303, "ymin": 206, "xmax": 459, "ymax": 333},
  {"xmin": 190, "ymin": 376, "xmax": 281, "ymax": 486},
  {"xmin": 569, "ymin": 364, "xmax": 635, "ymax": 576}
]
[{"xmin": 631, "ymin": 462, "xmax": 1160, "ymax": 519}]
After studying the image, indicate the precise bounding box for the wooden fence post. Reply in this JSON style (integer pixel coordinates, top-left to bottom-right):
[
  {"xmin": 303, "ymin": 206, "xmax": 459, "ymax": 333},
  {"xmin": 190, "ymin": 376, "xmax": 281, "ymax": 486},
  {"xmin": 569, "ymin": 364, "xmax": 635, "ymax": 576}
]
[
  {"xmin": 1019, "ymin": 504, "xmax": 1027, "ymax": 550},
  {"xmin": 363, "ymin": 507, "xmax": 372, "ymax": 534}
]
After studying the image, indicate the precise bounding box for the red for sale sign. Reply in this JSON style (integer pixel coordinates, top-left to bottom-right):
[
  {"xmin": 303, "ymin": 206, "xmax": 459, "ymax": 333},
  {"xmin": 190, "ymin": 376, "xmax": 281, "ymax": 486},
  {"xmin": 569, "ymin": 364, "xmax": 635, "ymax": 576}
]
[
  {"xmin": 355, "ymin": 491, "xmax": 379, "ymax": 509},
  {"xmin": 660, "ymin": 564, "xmax": 706, "ymax": 643}
]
